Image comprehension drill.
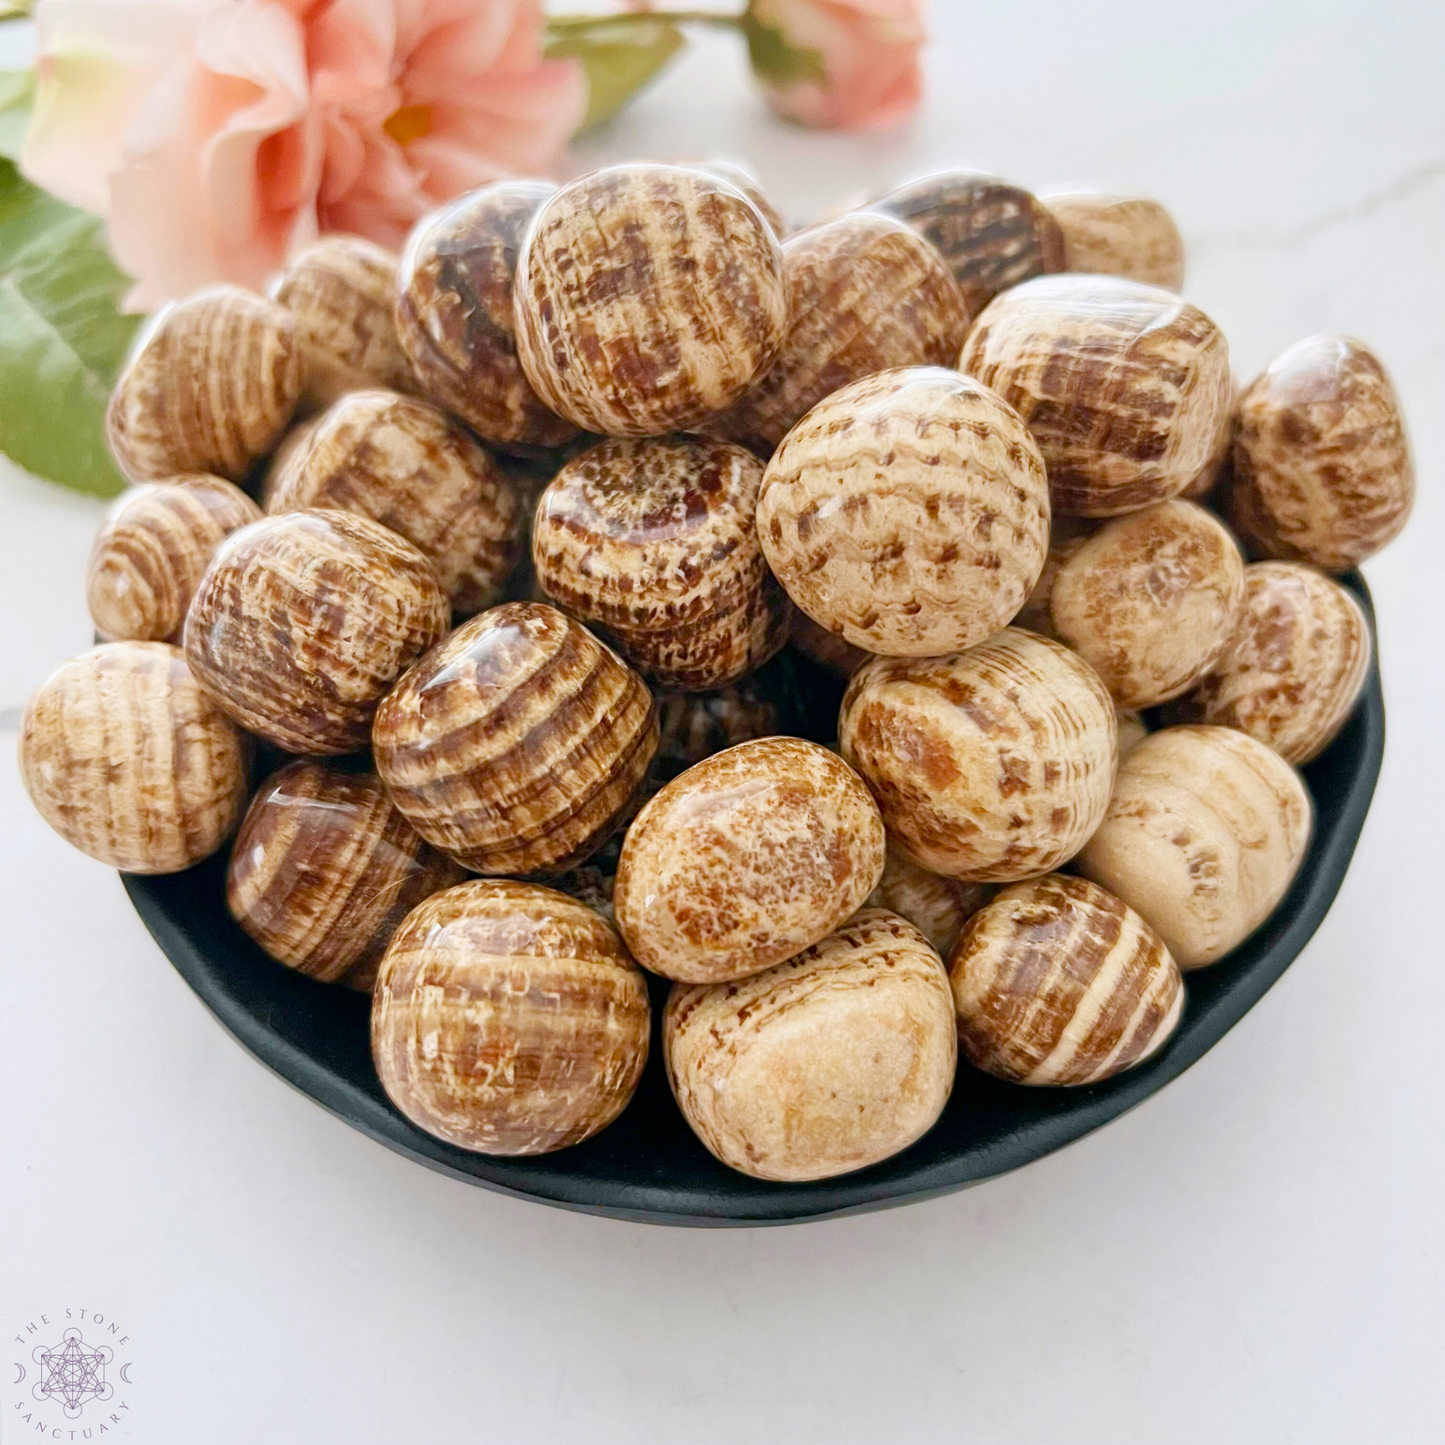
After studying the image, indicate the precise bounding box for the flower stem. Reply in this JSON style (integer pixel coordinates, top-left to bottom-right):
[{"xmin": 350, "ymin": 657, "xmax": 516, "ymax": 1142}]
[{"xmin": 547, "ymin": 10, "xmax": 744, "ymax": 36}]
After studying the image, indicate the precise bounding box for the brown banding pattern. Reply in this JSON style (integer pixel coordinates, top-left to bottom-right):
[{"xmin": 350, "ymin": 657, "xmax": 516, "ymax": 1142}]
[
  {"xmin": 372, "ymin": 602, "xmax": 658, "ymax": 876},
  {"xmin": 1178, "ymin": 562, "xmax": 1371, "ymax": 764},
  {"xmin": 371, "ymin": 881, "xmax": 650, "ymax": 1155},
  {"xmin": 614, "ymin": 737, "xmax": 886, "ymax": 984},
  {"xmin": 839, "ymin": 628, "xmax": 1118, "ymax": 881},
  {"xmin": 949, "ymin": 874, "xmax": 1184, "ymax": 1086},
  {"xmin": 513, "ymin": 163, "xmax": 786, "ymax": 435},
  {"xmin": 106, "ymin": 285, "xmax": 302, "ymax": 482},
  {"xmin": 757, "ymin": 367, "xmax": 1051, "ymax": 657},
  {"xmin": 1049, "ymin": 499, "xmax": 1245, "ymax": 708},
  {"xmin": 870, "ymin": 170, "xmax": 1065, "ymax": 312},
  {"xmin": 1077, "ymin": 725, "xmax": 1312, "ymax": 968},
  {"xmin": 664, "ymin": 908, "xmax": 956, "ymax": 1181},
  {"xmin": 866, "ymin": 850, "xmax": 995, "ymax": 960},
  {"xmin": 959, "ymin": 274, "xmax": 1232, "ymax": 517},
  {"xmin": 184, "ymin": 509, "xmax": 449, "ymax": 755},
  {"xmin": 394, "ymin": 180, "xmax": 579, "ymax": 449},
  {"xmin": 270, "ymin": 235, "xmax": 417, "ymax": 406},
  {"xmin": 267, "ymin": 389, "xmax": 524, "ymax": 614},
  {"xmin": 87, "ymin": 475, "xmax": 262, "ymax": 643},
  {"xmin": 1039, "ymin": 189, "xmax": 1186, "ymax": 290},
  {"xmin": 708, "ymin": 212, "xmax": 970, "ymax": 452},
  {"xmin": 1225, "ymin": 334, "xmax": 1414, "ymax": 572},
  {"xmin": 226, "ymin": 761, "xmax": 466, "ymax": 990},
  {"xmin": 532, "ymin": 435, "xmax": 791, "ymax": 691},
  {"xmin": 20, "ymin": 642, "xmax": 248, "ymax": 873}
]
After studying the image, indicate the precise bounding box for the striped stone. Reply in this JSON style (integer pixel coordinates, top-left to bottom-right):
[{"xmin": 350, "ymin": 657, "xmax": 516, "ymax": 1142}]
[
  {"xmin": 757, "ymin": 367, "xmax": 1051, "ymax": 657},
  {"xmin": 1225, "ymin": 334, "xmax": 1414, "ymax": 573},
  {"xmin": 372, "ymin": 881, "xmax": 650, "ymax": 1156},
  {"xmin": 226, "ymin": 761, "xmax": 465, "ymax": 990},
  {"xmin": 395, "ymin": 180, "xmax": 579, "ymax": 449},
  {"xmin": 270, "ymin": 235, "xmax": 418, "ymax": 406},
  {"xmin": 184, "ymin": 509, "xmax": 449, "ymax": 755},
  {"xmin": 87, "ymin": 475, "xmax": 261, "ymax": 643},
  {"xmin": 532, "ymin": 435, "xmax": 791, "ymax": 691},
  {"xmin": 959, "ymin": 274, "xmax": 1232, "ymax": 517},
  {"xmin": 664, "ymin": 908, "xmax": 956, "ymax": 1181},
  {"xmin": 870, "ymin": 170, "xmax": 1065, "ymax": 312},
  {"xmin": 372, "ymin": 602, "xmax": 658, "ymax": 876},
  {"xmin": 866, "ymin": 850, "xmax": 995, "ymax": 960},
  {"xmin": 614, "ymin": 737, "xmax": 886, "ymax": 983},
  {"xmin": 949, "ymin": 874, "xmax": 1184, "ymax": 1086},
  {"xmin": 1180, "ymin": 562, "xmax": 1371, "ymax": 764},
  {"xmin": 708, "ymin": 211, "xmax": 970, "ymax": 452},
  {"xmin": 839, "ymin": 627, "xmax": 1118, "ymax": 881},
  {"xmin": 19, "ymin": 642, "xmax": 248, "ymax": 874},
  {"xmin": 1077, "ymin": 725, "xmax": 1312, "ymax": 968},
  {"xmin": 1039, "ymin": 190, "xmax": 1186, "ymax": 290},
  {"xmin": 106, "ymin": 285, "xmax": 302, "ymax": 482},
  {"xmin": 267, "ymin": 388, "xmax": 524, "ymax": 614},
  {"xmin": 1049, "ymin": 499, "xmax": 1245, "ymax": 708},
  {"xmin": 513, "ymin": 163, "xmax": 786, "ymax": 435}
]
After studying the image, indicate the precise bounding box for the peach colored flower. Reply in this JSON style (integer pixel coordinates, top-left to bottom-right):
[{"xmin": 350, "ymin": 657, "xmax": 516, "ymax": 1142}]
[
  {"xmin": 22, "ymin": 0, "xmax": 587, "ymax": 309},
  {"xmin": 749, "ymin": 0, "xmax": 925, "ymax": 132}
]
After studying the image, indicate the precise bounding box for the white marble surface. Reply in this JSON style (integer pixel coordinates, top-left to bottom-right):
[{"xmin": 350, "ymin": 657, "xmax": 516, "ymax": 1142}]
[{"xmin": 2, "ymin": 3, "xmax": 1443, "ymax": 1441}]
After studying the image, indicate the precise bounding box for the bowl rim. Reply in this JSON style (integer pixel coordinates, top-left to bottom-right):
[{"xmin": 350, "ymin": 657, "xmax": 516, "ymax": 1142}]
[{"xmin": 123, "ymin": 577, "xmax": 1385, "ymax": 1227}]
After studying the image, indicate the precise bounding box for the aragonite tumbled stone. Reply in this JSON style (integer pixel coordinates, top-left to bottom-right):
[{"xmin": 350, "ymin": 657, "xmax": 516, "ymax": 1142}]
[
  {"xmin": 1049, "ymin": 499, "xmax": 1245, "ymax": 708},
  {"xmin": 1179, "ymin": 562, "xmax": 1371, "ymax": 764},
  {"xmin": 372, "ymin": 881, "xmax": 650, "ymax": 1155},
  {"xmin": 106, "ymin": 285, "xmax": 302, "ymax": 482},
  {"xmin": 664, "ymin": 908, "xmax": 956, "ymax": 1181},
  {"xmin": 531, "ymin": 434, "xmax": 791, "ymax": 691},
  {"xmin": 226, "ymin": 760, "xmax": 465, "ymax": 990},
  {"xmin": 839, "ymin": 628, "xmax": 1117, "ymax": 881},
  {"xmin": 959, "ymin": 274, "xmax": 1232, "ymax": 517},
  {"xmin": 20, "ymin": 641, "xmax": 248, "ymax": 874},
  {"xmin": 614, "ymin": 737, "xmax": 885, "ymax": 983},
  {"xmin": 373, "ymin": 602, "xmax": 658, "ymax": 876},
  {"xmin": 949, "ymin": 874, "xmax": 1184, "ymax": 1085},
  {"xmin": 1225, "ymin": 334, "xmax": 1414, "ymax": 572},
  {"xmin": 757, "ymin": 367, "xmax": 1050, "ymax": 657},
  {"xmin": 87, "ymin": 475, "xmax": 262, "ymax": 643},
  {"xmin": 184, "ymin": 509, "xmax": 449, "ymax": 755},
  {"xmin": 1077, "ymin": 725, "xmax": 1312, "ymax": 968},
  {"xmin": 270, "ymin": 235, "xmax": 417, "ymax": 405},
  {"xmin": 1039, "ymin": 189, "xmax": 1186, "ymax": 290},
  {"xmin": 513, "ymin": 163, "xmax": 786, "ymax": 435}
]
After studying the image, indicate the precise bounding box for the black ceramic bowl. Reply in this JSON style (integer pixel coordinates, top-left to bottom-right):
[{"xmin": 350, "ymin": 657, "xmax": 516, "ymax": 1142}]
[{"xmin": 124, "ymin": 578, "xmax": 1384, "ymax": 1227}]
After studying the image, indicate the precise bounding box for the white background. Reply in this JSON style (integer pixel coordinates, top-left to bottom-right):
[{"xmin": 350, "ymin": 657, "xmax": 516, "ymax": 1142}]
[{"xmin": 3, "ymin": 3, "xmax": 1443, "ymax": 1441}]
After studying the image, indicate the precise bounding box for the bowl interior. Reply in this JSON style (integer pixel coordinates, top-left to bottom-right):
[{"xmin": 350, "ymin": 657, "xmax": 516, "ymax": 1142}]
[{"xmin": 123, "ymin": 578, "xmax": 1384, "ymax": 1226}]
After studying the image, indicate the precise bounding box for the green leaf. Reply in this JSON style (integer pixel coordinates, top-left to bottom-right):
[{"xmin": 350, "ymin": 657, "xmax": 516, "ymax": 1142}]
[
  {"xmin": 0, "ymin": 68, "xmax": 32, "ymax": 161},
  {"xmin": 0, "ymin": 158, "xmax": 142, "ymax": 497},
  {"xmin": 739, "ymin": 13, "xmax": 826, "ymax": 89},
  {"xmin": 546, "ymin": 17, "xmax": 686, "ymax": 133}
]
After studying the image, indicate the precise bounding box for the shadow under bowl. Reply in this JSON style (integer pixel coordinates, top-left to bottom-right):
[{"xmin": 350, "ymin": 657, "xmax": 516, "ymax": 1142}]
[{"xmin": 123, "ymin": 577, "xmax": 1385, "ymax": 1227}]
